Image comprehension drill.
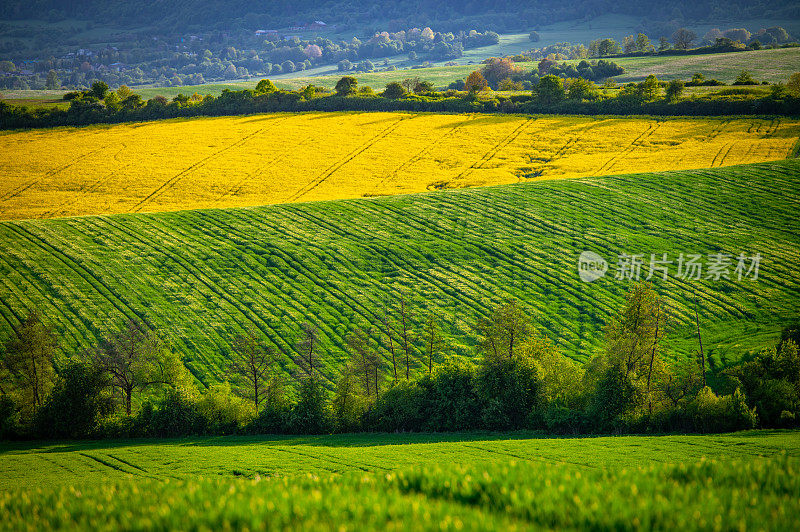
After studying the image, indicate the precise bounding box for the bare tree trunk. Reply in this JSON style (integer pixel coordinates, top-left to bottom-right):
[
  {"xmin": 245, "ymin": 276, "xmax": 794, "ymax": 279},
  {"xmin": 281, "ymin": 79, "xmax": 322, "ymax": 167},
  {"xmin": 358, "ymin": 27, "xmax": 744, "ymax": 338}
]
[
  {"xmin": 693, "ymin": 294, "xmax": 706, "ymax": 388},
  {"xmin": 646, "ymin": 307, "xmax": 660, "ymax": 416},
  {"xmin": 382, "ymin": 315, "xmax": 397, "ymax": 382}
]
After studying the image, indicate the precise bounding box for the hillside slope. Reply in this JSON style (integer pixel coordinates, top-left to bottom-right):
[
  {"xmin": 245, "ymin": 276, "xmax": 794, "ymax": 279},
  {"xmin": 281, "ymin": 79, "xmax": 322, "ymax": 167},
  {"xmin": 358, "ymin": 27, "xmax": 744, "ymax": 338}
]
[{"xmin": 0, "ymin": 160, "xmax": 798, "ymax": 386}]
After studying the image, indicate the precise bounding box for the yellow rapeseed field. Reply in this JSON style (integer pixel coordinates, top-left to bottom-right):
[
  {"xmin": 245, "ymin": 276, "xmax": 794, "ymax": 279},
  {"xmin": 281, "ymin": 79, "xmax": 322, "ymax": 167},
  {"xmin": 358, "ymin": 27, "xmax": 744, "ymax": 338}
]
[{"xmin": 0, "ymin": 112, "xmax": 797, "ymax": 220}]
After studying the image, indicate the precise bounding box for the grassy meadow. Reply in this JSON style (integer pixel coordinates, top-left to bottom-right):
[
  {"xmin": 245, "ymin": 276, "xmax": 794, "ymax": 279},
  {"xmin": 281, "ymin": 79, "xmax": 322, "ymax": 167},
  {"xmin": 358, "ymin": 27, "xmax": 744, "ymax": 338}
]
[
  {"xmin": 0, "ymin": 159, "xmax": 798, "ymax": 386},
  {"xmin": 0, "ymin": 112, "xmax": 797, "ymax": 220},
  {"xmin": 0, "ymin": 430, "xmax": 798, "ymax": 530}
]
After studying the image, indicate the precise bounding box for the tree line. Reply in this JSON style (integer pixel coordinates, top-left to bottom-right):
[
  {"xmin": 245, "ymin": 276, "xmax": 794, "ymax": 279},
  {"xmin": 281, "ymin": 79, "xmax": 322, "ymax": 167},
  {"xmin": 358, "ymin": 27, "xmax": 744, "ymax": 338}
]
[
  {"xmin": 2, "ymin": 70, "xmax": 800, "ymax": 131},
  {"xmin": 1, "ymin": 282, "xmax": 798, "ymax": 440}
]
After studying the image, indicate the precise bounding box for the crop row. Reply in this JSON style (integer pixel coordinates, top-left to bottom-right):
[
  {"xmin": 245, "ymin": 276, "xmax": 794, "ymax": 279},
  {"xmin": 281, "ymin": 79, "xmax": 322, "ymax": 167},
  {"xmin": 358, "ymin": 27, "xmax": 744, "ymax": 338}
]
[{"xmin": 0, "ymin": 160, "xmax": 797, "ymax": 385}]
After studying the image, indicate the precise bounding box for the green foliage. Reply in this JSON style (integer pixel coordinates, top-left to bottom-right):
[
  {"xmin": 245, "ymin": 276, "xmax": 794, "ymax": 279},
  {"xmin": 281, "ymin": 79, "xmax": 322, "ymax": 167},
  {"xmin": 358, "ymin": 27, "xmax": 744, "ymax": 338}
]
[
  {"xmin": 254, "ymin": 79, "xmax": 277, "ymax": 94},
  {"xmin": 666, "ymin": 78, "xmax": 685, "ymax": 101},
  {"xmin": 734, "ymin": 70, "xmax": 758, "ymax": 85},
  {"xmin": 334, "ymin": 76, "xmax": 358, "ymax": 97},
  {"xmin": 726, "ymin": 340, "xmax": 800, "ymax": 427},
  {"xmin": 34, "ymin": 362, "xmax": 113, "ymax": 439},
  {"xmin": 689, "ymin": 387, "xmax": 757, "ymax": 433},
  {"xmin": 534, "ymin": 74, "xmax": 564, "ymax": 104},
  {"xmin": 286, "ymin": 378, "xmax": 330, "ymax": 434}
]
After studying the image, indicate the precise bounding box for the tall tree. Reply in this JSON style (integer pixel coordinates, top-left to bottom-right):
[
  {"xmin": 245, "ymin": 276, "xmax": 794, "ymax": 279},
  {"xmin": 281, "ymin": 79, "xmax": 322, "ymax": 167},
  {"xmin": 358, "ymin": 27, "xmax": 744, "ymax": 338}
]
[
  {"xmin": 477, "ymin": 299, "xmax": 533, "ymax": 362},
  {"xmin": 345, "ymin": 326, "xmax": 381, "ymax": 397},
  {"xmin": 294, "ymin": 322, "xmax": 320, "ymax": 380},
  {"xmin": 380, "ymin": 310, "xmax": 398, "ymax": 382},
  {"xmin": 229, "ymin": 331, "xmax": 280, "ymax": 414},
  {"xmin": 0, "ymin": 311, "xmax": 56, "ymax": 414},
  {"xmin": 422, "ymin": 312, "xmax": 445, "ymax": 374},
  {"xmin": 90, "ymin": 320, "xmax": 179, "ymax": 415},
  {"xmin": 397, "ymin": 293, "xmax": 415, "ymax": 380},
  {"xmin": 605, "ymin": 282, "xmax": 665, "ymax": 381}
]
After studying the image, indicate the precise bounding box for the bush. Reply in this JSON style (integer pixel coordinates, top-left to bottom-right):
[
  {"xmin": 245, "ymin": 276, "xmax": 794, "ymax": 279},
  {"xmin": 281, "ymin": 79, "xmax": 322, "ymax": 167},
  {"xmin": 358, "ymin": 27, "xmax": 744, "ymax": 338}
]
[
  {"xmin": 475, "ymin": 357, "xmax": 540, "ymax": 430},
  {"xmin": 34, "ymin": 362, "xmax": 113, "ymax": 439},
  {"xmin": 138, "ymin": 388, "xmax": 203, "ymax": 437},
  {"xmin": 286, "ymin": 378, "xmax": 330, "ymax": 434},
  {"xmin": 690, "ymin": 387, "xmax": 757, "ymax": 433},
  {"xmin": 417, "ymin": 362, "xmax": 481, "ymax": 431},
  {"xmin": 369, "ymin": 381, "xmax": 424, "ymax": 431}
]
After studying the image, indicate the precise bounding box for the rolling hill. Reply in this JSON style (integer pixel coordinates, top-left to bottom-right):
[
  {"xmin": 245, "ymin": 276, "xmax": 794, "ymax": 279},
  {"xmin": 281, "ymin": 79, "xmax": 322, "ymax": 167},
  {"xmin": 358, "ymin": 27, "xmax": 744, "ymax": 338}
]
[{"xmin": 0, "ymin": 159, "xmax": 798, "ymax": 387}]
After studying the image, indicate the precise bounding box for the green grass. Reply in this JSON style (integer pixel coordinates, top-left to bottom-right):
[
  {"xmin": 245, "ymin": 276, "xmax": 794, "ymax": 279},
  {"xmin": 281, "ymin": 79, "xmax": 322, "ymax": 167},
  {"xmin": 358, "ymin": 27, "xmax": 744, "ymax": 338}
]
[
  {"xmin": 0, "ymin": 159, "xmax": 798, "ymax": 386},
  {"xmin": 0, "ymin": 431, "xmax": 799, "ymax": 530}
]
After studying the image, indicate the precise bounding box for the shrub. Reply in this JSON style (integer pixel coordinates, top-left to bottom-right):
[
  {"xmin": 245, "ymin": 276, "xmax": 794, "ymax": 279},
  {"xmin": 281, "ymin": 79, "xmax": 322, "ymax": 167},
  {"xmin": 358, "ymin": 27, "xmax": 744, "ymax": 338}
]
[
  {"xmin": 475, "ymin": 357, "xmax": 540, "ymax": 430},
  {"xmin": 34, "ymin": 362, "xmax": 113, "ymax": 439},
  {"xmin": 286, "ymin": 378, "xmax": 330, "ymax": 434},
  {"xmin": 690, "ymin": 387, "xmax": 757, "ymax": 433}
]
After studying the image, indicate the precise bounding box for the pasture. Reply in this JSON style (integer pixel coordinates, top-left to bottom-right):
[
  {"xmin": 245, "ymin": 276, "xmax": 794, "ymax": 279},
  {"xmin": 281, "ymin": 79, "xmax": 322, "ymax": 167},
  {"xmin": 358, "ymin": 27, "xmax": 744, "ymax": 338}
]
[
  {"xmin": 0, "ymin": 430, "xmax": 798, "ymax": 530},
  {"xmin": 0, "ymin": 112, "xmax": 797, "ymax": 220},
  {"xmin": 0, "ymin": 160, "xmax": 798, "ymax": 386}
]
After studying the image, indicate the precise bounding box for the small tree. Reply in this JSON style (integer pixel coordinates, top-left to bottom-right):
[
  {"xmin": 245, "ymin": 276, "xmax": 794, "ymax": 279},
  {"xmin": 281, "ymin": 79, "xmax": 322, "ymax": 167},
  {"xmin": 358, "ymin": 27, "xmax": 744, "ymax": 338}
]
[
  {"xmin": 567, "ymin": 78, "xmax": 598, "ymax": 101},
  {"xmin": 665, "ymin": 79, "xmax": 685, "ymax": 102},
  {"xmin": 396, "ymin": 293, "xmax": 415, "ymax": 380},
  {"xmin": 413, "ymin": 80, "xmax": 434, "ymax": 94},
  {"xmin": 422, "ymin": 312, "xmax": 445, "ymax": 374},
  {"xmin": 34, "ymin": 362, "xmax": 113, "ymax": 438},
  {"xmin": 89, "ymin": 80, "xmax": 109, "ymax": 100},
  {"xmin": 529, "ymin": 31, "xmax": 540, "ymax": 42},
  {"xmin": 639, "ymin": 74, "xmax": 660, "ymax": 101},
  {"xmin": 345, "ymin": 326, "xmax": 381, "ymax": 397},
  {"xmin": 334, "ymin": 76, "xmax": 358, "ymax": 96},
  {"xmin": 787, "ymin": 73, "xmax": 800, "ymax": 96},
  {"xmin": 477, "ymin": 299, "xmax": 533, "ymax": 362},
  {"xmin": 383, "ymin": 81, "xmax": 406, "ymax": 99},
  {"xmin": 0, "ymin": 311, "xmax": 56, "ymax": 415},
  {"xmin": 464, "ymin": 71, "xmax": 488, "ymax": 93},
  {"xmin": 229, "ymin": 331, "xmax": 281, "ymax": 414},
  {"xmin": 535, "ymin": 75, "xmax": 565, "ymax": 104},
  {"xmin": 255, "ymin": 79, "xmax": 277, "ymax": 94},
  {"xmin": 45, "ymin": 70, "xmax": 60, "ymax": 90},
  {"xmin": 733, "ymin": 70, "xmax": 757, "ymax": 85}
]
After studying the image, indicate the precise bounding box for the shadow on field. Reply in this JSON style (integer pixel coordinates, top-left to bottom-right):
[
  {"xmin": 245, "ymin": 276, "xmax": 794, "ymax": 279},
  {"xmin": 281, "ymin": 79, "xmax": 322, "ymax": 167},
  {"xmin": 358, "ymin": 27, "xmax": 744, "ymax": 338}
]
[
  {"xmin": 0, "ymin": 430, "xmax": 584, "ymax": 455},
  {"xmin": 1, "ymin": 430, "xmax": 795, "ymax": 456}
]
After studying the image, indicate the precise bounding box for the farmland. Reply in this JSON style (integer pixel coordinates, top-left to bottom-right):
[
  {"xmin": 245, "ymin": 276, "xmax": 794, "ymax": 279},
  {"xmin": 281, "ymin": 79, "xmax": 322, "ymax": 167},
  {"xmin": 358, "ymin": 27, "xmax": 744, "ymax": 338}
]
[
  {"xmin": 0, "ymin": 158, "xmax": 798, "ymax": 386},
  {"xmin": 0, "ymin": 430, "xmax": 799, "ymax": 530},
  {"xmin": 0, "ymin": 113, "xmax": 798, "ymax": 220}
]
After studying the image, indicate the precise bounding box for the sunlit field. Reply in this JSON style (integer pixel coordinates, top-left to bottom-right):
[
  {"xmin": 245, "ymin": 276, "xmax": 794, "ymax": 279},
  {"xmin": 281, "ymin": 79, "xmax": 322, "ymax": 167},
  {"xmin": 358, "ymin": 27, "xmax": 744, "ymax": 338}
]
[
  {"xmin": 1, "ymin": 431, "xmax": 799, "ymax": 530},
  {"xmin": 0, "ymin": 112, "xmax": 797, "ymax": 220}
]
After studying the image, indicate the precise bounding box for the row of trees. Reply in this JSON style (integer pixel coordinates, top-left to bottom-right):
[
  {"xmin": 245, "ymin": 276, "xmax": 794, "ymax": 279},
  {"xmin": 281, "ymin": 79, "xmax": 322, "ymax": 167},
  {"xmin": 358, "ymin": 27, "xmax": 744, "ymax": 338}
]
[
  {"xmin": 3, "ymin": 70, "xmax": 800, "ymax": 131},
  {"xmin": 2, "ymin": 283, "xmax": 798, "ymax": 440}
]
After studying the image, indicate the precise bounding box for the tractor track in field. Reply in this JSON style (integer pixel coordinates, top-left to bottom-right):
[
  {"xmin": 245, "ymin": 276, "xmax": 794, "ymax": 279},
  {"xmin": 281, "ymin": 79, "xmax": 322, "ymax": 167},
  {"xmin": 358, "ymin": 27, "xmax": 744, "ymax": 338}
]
[
  {"xmin": 213, "ymin": 135, "xmax": 317, "ymax": 206},
  {"xmin": 0, "ymin": 145, "xmax": 108, "ymax": 204},
  {"xmin": 130, "ymin": 121, "xmax": 285, "ymax": 213},
  {"xmin": 595, "ymin": 120, "xmax": 662, "ymax": 176},
  {"xmin": 711, "ymin": 142, "xmax": 736, "ymax": 167},
  {"xmin": 2, "ymin": 223, "xmax": 144, "ymax": 330},
  {"xmin": 288, "ymin": 115, "xmax": 415, "ymax": 202},
  {"xmin": 368, "ymin": 115, "xmax": 477, "ymax": 195},
  {"xmin": 448, "ymin": 117, "xmax": 536, "ymax": 185},
  {"xmin": 0, "ymin": 238, "xmax": 91, "ymax": 349}
]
